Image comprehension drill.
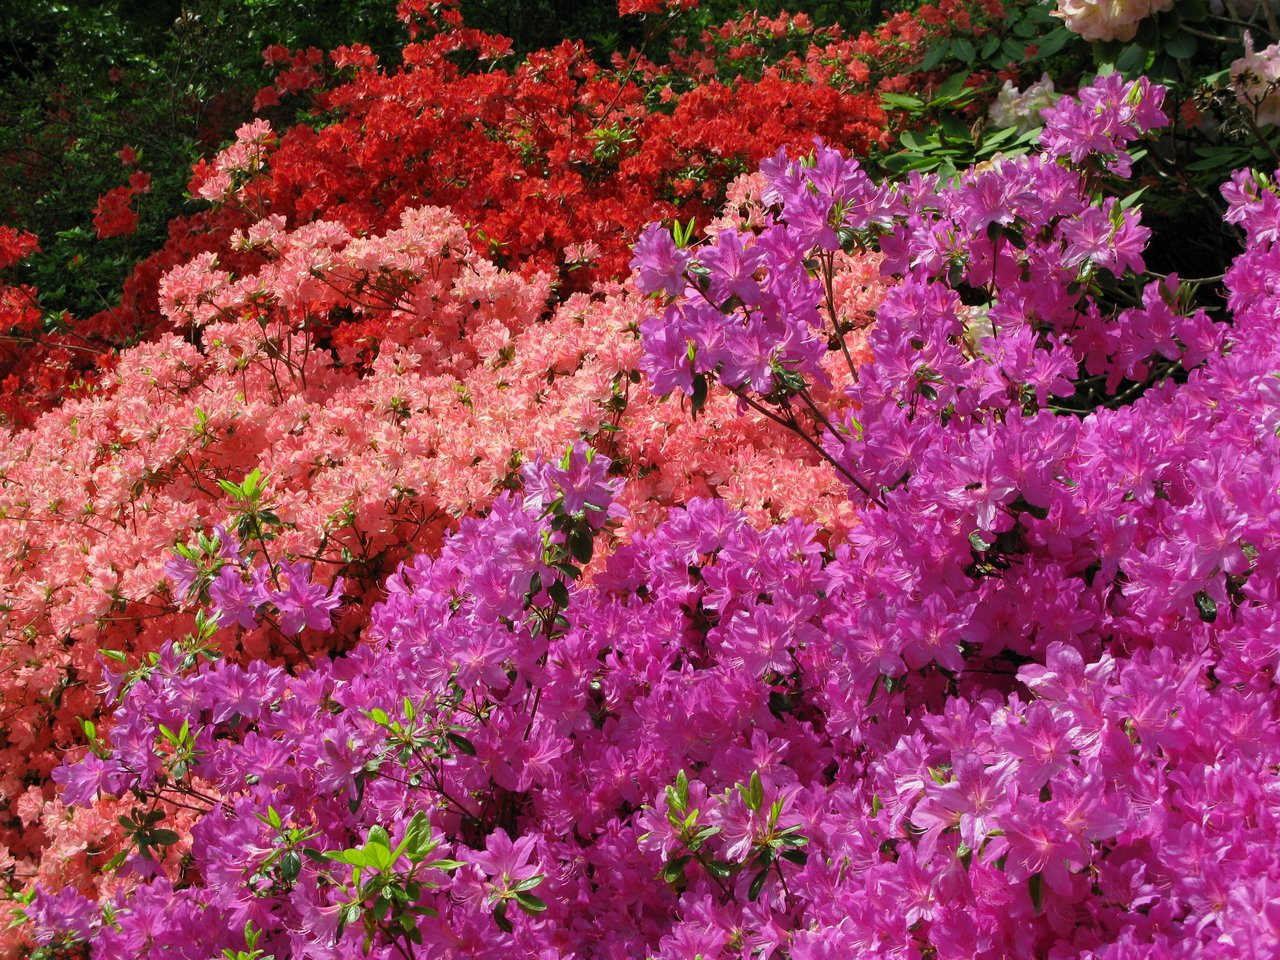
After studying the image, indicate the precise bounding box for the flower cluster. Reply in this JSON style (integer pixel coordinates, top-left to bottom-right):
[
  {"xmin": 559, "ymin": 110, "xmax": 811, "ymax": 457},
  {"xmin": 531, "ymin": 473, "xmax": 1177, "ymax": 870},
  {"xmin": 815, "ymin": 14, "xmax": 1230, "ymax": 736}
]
[
  {"xmin": 190, "ymin": 119, "xmax": 275, "ymax": 205},
  {"xmin": 0, "ymin": 193, "xmax": 864, "ymax": 911},
  {"xmin": 14, "ymin": 68, "xmax": 1280, "ymax": 958},
  {"xmin": 0, "ymin": 0, "xmax": 989, "ymax": 429},
  {"xmin": 1232, "ymin": 32, "xmax": 1280, "ymax": 127},
  {"xmin": 1052, "ymin": 0, "xmax": 1174, "ymax": 42},
  {"xmin": 12, "ymin": 0, "xmax": 1280, "ymax": 949},
  {"xmin": 988, "ymin": 73, "xmax": 1059, "ymax": 133},
  {"xmin": 91, "ymin": 171, "xmax": 152, "ymax": 240}
]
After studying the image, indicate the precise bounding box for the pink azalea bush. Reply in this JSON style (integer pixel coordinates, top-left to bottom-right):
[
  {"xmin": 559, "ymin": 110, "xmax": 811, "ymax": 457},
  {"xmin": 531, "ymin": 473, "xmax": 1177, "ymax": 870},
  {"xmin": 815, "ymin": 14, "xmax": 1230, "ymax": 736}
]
[
  {"xmin": 18, "ymin": 72, "xmax": 1280, "ymax": 959},
  {"xmin": 0, "ymin": 173, "xmax": 871, "ymax": 897}
]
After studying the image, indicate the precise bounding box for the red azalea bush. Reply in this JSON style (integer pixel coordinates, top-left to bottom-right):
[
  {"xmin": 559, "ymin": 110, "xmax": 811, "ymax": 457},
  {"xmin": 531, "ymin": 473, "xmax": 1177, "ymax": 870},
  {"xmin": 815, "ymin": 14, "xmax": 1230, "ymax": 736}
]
[{"xmin": 0, "ymin": 0, "xmax": 992, "ymax": 430}]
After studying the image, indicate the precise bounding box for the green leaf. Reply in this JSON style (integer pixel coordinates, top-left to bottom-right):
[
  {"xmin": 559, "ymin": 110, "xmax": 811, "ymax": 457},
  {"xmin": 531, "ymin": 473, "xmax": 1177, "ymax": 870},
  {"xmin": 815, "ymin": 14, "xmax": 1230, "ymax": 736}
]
[
  {"xmin": 1118, "ymin": 187, "xmax": 1148, "ymax": 211},
  {"xmin": 494, "ymin": 901, "xmax": 513, "ymax": 932},
  {"xmin": 918, "ymin": 42, "xmax": 947, "ymax": 72},
  {"xmin": 150, "ymin": 829, "xmax": 180, "ymax": 846},
  {"xmin": 662, "ymin": 855, "xmax": 691, "ymax": 884},
  {"xmin": 1033, "ymin": 26, "xmax": 1072, "ymax": 60},
  {"xmin": 1162, "ymin": 31, "xmax": 1196, "ymax": 59},
  {"xmin": 325, "ymin": 848, "xmax": 370, "ymax": 867},
  {"xmin": 427, "ymin": 858, "xmax": 466, "ymax": 871},
  {"xmin": 1029, "ymin": 871, "xmax": 1044, "ymax": 913},
  {"xmin": 748, "ymin": 868, "xmax": 769, "ymax": 901},
  {"xmin": 935, "ymin": 71, "xmax": 971, "ymax": 100},
  {"xmin": 1195, "ymin": 591, "xmax": 1218, "ymax": 623},
  {"xmin": 512, "ymin": 874, "xmax": 545, "ymax": 893},
  {"xmin": 442, "ymin": 732, "xmax": 475, "ymax": 761},
  {"xmin": 547, "ymin": 579, "xmax": 570, "ymax": 608},
  {"xmin": 690, "ymin": 374, "xmax": 708, "ymax": 420},
  {"xmin": 401, "ymin": 811, "xmax": 434, "ymax": 862},
  {"xmin": 744, "ymin": 771, "xmax": 764, "ymax": 812},
  {"xmin": 552, "ymin": 561, "xmax": 582, "ymax": 579},
  {"xmin": 1115, "ymin": 43, "xmax": 1147, "ymax": 73},
  {"xmin": 568, "ymin": 529, "xmax": 594, "ymax": 565},
  {"xmin": 515, "ymin": 891, "xmax": 548, "ymax": 913},
  {"xmin": 880, "ymin": 92, "xmax": 925, "ymax": 111},
  {"xmin": 950, "ymin": 38, "xmax": 975, "ymax": 63},
  {"xmin": 365, "ymin": 843, "xmax": 392, "ymax": 872}
]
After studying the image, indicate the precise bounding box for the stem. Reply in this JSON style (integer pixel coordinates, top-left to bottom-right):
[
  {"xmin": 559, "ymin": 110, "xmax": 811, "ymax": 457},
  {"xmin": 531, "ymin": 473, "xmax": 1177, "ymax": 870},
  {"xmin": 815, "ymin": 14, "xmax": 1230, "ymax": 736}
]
[
  {"xmin": 691, "ymin": 850, "xmax": 735, "ymax": 901},
  {"xmin": 731, "ymin": 387, "xmax": 885, "ymax": 508},
  {"xmin": 1179, "ymin": 24, "xmax": 1241, "ymax": 42},
  {"xmin": 820, "ymin": 252, "xmax": 861, "ymax": 385},
  {"xmin": 1240, "ymin": 97, "xmax": 1280, "ymax": 166}
]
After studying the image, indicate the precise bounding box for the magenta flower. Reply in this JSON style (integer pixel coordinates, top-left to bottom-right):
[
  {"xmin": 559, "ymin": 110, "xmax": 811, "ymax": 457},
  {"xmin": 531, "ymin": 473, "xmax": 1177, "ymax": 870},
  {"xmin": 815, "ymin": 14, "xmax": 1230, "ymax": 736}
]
[
  {"xmin": 631, "ymin": 223, "xmax": 692, "ymax": 297},
  {"xmin": 472, "ymin": 829, "xmax": 541, "ymax": 892},
  {"xmin": 208, "ymin": 565, "xmax": 266, "ymax": 630},
  {"xmin": 269, "ymin": 561, "xmax": 344, "ymax": 635},
  {"xmin": 51, "ymin": 754, "xmax": 127, "ymax": 807}
]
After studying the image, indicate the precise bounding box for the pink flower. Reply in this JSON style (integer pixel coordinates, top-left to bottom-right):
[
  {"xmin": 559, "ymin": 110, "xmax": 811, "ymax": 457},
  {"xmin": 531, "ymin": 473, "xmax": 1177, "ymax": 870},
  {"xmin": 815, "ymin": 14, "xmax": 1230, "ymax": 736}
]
[
  {"xmin": 269, "ymin": 561, "xmax": 344, "ymax": 635},
  {"xmin": 472, "ymin": 829, "xmax": 541, "ymax": 891}
]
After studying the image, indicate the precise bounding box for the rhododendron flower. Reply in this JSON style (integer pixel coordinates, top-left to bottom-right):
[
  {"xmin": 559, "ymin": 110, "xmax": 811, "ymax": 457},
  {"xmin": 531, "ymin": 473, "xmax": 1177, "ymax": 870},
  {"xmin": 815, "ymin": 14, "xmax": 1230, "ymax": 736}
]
[
  {"xmin": 1039, "ymin": 73, "xmax": 1168, "ymax": 176},
  {"xmin": 472, "ymin": 828, "xmax": 542, "ymax": 890},
  {"xmin": 619, "ymin": 0, "xmax": 699, "ymax": 14},
  {"xmin": 27, "ymin": 25, "xmax": 1280, "ymax": 958},
  {"xmin": 163, "ymin": 552, "xmax": 200, "ymax": 600},
  {"xmin": 1052, "ymin": 0, "xmax": 1173, "ymax": 41},
  {"xmin": 209, "ymin": 564, "xmax": 268, "ymax": 629},
  {"xmin": 91, "ymin": 185, "xmax": 140, "ymax": 239},
  {"xmin": 631, "ymin": 223, "xmax": 693, "ymax": 297},
  {"xmin": 521, "ymin": 442, "xmax": 625, "ymax": 524},
  {"xmin": 23, "ymin": 887, "xmax": 97, "ymax": 947},
  {"xmin": 50, "ymin": 753, "xmax": 126, "ymax": 807},
  {"xmin": 988, "ymin": 74, "xmax": 1058, "ymax": 133},
  {"xmin": 1233, "ymin": 33, "xmax": 1280, "ymax": 127}
]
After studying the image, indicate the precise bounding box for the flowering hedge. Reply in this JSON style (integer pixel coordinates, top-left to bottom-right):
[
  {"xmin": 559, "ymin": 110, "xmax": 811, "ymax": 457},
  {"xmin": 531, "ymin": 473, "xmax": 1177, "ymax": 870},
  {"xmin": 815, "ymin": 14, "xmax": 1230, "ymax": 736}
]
[
  {"xmin": 0, "ymin": 0, "xmax": 969, "ymax": 894},
  {"xmin": 0, "ymin": 0, "xmax": 992, "ymax": 431},
  {"xmin": 9, "ymin": 63, "xmax": 1280, "ymax": 959},
  {"xmin": 8, "ymin": 0, "xmax": 1280, "ymax": 956}
]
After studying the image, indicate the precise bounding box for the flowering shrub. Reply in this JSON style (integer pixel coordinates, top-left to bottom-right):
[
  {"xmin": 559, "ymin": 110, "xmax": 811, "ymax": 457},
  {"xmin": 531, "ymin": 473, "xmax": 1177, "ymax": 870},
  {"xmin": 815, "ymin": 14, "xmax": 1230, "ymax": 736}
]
[
  {"xmin": 988, "ymin": 73, "xmax": 1059, "ymax": 133},
  {"xmin": 1232, "ymin": 31, "xmax": 1280, "ymax": 127},
  {"xmin": 0, "ymin": 0, "xmax": 998, "ymax": 430},
  {"xmin": 0, "ymin": 195, "xmax": 871, "ymax": 906},
  {"xmin": 16, "ymin": 69, "xmax": 1280, "ymax": 959}
]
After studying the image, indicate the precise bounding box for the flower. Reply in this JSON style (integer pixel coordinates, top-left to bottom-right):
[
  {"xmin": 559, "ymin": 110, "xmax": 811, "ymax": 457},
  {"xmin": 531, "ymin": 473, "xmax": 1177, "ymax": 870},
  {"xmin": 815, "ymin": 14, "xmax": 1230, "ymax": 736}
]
[{"xmin": 1232, "ymin": 32, "xmax": 1280, "ymax": 127}]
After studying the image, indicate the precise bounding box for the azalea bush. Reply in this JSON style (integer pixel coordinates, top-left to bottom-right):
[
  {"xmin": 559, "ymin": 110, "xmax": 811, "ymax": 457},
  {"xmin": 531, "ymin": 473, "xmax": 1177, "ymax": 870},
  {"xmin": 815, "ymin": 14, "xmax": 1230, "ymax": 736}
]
[
  {"xmin": 11, "ymin": 63, "xmax": 1280, "ymax": 958},
  {"xmin": 0, "ymin": 0, "xmax": 965, "ymax": 882},
  {"xmin": 7, "ymin": 0, "xmax": 1280, "ymax": 957},
  {"xmin": 0, "ymin": 0, "xmax": 397, "ymax": 322},
  {"xmin": 0, "ymin": 0, "xmax": 974, "ymax": 430}
]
